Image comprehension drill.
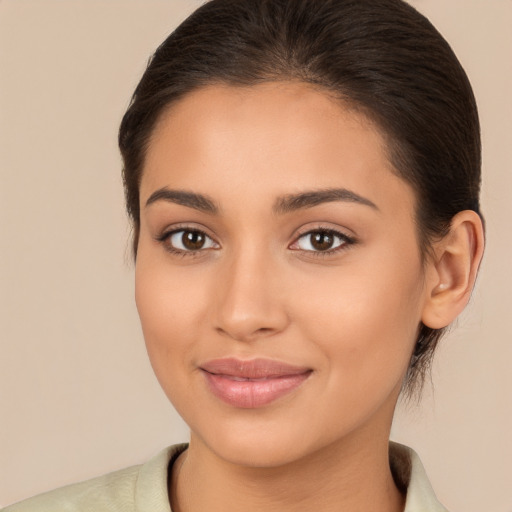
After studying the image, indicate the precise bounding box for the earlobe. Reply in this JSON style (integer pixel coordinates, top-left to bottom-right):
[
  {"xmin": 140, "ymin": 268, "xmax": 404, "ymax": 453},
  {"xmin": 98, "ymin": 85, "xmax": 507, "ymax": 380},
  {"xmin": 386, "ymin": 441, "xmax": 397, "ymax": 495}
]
[{"xmin": 421, "ymin": 210, "xmax": 485, "ymax": 329}]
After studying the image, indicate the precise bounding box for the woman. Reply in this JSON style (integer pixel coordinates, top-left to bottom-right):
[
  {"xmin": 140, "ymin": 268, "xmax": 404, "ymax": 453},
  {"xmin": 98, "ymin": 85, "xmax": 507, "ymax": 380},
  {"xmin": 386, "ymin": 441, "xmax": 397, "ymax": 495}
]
[{"xmin": 3, "ymin": 0, "xmax": 485, "ymax": 511}]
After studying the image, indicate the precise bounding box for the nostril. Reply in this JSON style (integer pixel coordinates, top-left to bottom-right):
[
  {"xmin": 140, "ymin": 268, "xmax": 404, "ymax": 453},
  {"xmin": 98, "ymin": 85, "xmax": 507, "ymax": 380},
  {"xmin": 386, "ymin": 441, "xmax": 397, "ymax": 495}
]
[
  {"xmin": 214, "ymin": 324, "xmax": 281, "ymax": 342},
  {"xmin": 212, "ymin": 271, "xmax": 290, "ymax": 341},
  {"xmin": 256, "ymin": 327, "xmax": 274, "ymax": 335}
]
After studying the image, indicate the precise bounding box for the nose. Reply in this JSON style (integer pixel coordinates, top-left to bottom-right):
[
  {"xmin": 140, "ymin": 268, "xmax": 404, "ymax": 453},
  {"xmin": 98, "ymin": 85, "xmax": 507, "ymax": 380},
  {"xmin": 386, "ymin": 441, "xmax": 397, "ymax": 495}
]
[{"xmin": 212, "ymin": 248, "xmax": 289, "ymax": 342}]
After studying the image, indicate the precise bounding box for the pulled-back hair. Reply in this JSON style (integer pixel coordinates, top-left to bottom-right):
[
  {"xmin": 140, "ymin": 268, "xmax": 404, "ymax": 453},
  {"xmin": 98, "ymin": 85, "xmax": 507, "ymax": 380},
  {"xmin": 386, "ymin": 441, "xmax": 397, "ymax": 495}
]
[{"xmin": 119, "ymin": 0, "xmax": 482, "ymax": 397}]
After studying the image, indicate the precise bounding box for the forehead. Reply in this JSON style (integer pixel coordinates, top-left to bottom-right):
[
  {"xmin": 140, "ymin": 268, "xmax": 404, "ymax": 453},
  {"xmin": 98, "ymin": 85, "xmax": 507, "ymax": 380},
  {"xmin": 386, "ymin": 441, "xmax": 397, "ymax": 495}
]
[{"xmin": 141, "ymin": 82, "xmax": 415, "ymax": 217}]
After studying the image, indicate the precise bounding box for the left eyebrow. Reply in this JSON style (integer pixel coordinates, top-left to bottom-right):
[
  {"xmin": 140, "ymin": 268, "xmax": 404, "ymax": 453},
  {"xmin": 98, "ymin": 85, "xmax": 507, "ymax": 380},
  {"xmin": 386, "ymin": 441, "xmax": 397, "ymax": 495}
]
[{"xmin": 273, "ymin": 188, "xmax": 379, "ymax": 214}]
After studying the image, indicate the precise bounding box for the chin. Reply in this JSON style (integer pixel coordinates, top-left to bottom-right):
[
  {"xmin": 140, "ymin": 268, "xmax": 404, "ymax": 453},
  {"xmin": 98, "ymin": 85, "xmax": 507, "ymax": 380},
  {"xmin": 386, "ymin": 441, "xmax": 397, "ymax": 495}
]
[
  {"xmin": 187, "ymin": 409, "xmax": 355, "ymax": 470},
  {"xmin": 199, "ymin": 431, "xmax": 313, "ymax": 468}
]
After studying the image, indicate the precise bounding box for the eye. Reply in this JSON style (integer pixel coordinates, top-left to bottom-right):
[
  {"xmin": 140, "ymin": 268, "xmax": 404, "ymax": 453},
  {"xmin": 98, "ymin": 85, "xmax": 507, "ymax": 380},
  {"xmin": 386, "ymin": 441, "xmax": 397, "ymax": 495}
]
[
  {"xmin": 162, "ymin": 229, "xmax": 219, "ymax": 253},
  {"xmin": 290, "ymin": 229, "xmax": 354, "ymax": 253}
]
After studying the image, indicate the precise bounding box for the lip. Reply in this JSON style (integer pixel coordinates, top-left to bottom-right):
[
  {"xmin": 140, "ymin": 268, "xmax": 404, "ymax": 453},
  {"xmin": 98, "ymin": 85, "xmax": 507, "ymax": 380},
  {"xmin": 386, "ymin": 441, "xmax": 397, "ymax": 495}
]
[{"xmin": 200, "ymin": 358, "xmax": 312, "ymax": 408}]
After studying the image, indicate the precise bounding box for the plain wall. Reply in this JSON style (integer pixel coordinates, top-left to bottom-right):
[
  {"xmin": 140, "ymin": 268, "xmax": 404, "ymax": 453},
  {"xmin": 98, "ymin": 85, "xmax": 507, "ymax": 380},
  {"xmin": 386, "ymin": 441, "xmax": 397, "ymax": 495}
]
[{"xmin": 1, "ymin": 1, "xmax": 510, "ymax": 510}]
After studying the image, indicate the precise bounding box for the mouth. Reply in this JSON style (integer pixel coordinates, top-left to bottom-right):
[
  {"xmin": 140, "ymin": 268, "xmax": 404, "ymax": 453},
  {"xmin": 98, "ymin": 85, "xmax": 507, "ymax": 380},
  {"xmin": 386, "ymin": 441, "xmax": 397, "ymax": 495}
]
[{"xmin": 200, "ymin": 358, "xmax": 313, "ymax": 408}]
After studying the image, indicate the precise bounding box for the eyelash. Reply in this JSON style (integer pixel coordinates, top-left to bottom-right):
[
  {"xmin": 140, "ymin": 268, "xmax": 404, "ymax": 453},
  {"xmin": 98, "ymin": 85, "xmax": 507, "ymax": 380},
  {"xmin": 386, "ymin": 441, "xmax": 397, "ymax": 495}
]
[
  {"xmin": 156, "ymin": 226, "xmax": 356, "ymax": 258},
  {"xmin": 290, "ymin": 227, "xmax": 356, "ymax": 258},
  {"xmin": 156, "ymin": 226, "xmax": 219, "ymax": 258}
]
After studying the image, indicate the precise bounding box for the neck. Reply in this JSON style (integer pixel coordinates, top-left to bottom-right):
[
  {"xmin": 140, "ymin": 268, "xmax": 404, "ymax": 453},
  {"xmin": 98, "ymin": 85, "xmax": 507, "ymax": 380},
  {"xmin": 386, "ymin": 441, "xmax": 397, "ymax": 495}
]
[{"xmin": 170, "ymin": 429, "xmax": 405, "ymax": 512}]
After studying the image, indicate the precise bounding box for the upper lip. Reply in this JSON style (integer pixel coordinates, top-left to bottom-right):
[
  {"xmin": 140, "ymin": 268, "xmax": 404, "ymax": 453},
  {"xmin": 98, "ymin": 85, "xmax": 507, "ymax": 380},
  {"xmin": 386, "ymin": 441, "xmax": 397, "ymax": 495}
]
[{"xmin": 200, "ymin": 358, "xmax": 312, "ymax": 379}]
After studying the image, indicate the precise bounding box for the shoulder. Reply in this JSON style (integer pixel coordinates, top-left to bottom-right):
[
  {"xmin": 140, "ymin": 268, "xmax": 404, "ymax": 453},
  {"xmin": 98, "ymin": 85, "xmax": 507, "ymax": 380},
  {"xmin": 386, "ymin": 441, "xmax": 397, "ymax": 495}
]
[
  {"xmin": 2, "ymin": 444, "xmax": 187, "ymax": 512},
  {"xmin": 2, "ymin": 465, "xmax": 140, "ymax": 512}
]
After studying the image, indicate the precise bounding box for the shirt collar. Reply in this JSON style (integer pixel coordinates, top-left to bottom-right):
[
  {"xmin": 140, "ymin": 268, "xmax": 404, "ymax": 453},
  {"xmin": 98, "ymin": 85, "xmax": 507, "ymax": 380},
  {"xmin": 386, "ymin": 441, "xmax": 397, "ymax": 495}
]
[
  {"xmin": 390, "ymin": 441, "xmax": 449, "ymax": 512},
  {"xmin": 135, "ymin": 442, "xmax": 448, "ymax": 512}
]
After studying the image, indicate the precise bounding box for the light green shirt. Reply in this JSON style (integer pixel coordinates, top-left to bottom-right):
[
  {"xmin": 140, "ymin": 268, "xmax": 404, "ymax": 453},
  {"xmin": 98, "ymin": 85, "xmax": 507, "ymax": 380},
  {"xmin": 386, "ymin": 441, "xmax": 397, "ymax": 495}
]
[{"xmin": 2, "ymin": 442, "xmax": 448, "ymax": 512}]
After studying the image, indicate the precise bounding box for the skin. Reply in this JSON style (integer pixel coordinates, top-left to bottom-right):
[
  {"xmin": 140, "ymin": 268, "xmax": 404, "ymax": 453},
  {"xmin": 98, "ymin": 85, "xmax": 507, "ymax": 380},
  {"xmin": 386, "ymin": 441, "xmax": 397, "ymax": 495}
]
[{"xmin": 135, "ymin": 82, "xmax": 484, "ymax": 512}]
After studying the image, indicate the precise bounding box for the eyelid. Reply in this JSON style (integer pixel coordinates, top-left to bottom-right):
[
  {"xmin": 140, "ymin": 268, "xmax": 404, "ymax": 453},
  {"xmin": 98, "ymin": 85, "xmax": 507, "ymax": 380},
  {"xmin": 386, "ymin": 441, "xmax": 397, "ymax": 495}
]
[
  {"xmin": 288, "ymin": 226, "xmax": 357, "ymax": 255},
  {"xmin": 156, "ymin": 224, "xmax": 220, "ymax": 256},
  {"xmin": 154, "ymin": 223, "xmax": 356, "ymax": 258}
]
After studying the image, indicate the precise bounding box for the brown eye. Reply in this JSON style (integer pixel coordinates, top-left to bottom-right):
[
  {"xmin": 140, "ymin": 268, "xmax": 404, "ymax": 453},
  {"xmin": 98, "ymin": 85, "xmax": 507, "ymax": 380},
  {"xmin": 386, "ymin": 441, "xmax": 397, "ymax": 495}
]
[
  {"xmin": 310, "ymin": 232, "xmax": 335, "ymax": 251},
  {"xmin": 167, "ymin": 229, "xmax": 218, "ymax": 252},
  {"xmin": 292, "ymin": 229, "xmax": 353, "ymax": 253},
  {"xmin": 182, "ymin": 231, "xmax": 205, "ymax": 250}
]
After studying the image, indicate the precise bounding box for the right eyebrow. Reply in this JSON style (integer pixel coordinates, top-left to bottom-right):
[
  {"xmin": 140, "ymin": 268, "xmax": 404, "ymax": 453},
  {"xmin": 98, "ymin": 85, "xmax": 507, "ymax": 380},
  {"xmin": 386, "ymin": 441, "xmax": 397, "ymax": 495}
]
[{"xmin": 145, "ymin": 188, "xmax": 219, "ymax": 214}]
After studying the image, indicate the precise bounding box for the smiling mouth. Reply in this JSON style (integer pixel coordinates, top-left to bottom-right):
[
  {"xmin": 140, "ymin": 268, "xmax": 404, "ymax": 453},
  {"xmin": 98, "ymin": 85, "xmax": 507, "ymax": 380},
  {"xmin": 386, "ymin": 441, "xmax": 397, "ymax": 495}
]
[{"xmin": 200, "ymin": 358, "xmax": 312, "ymax": 408}]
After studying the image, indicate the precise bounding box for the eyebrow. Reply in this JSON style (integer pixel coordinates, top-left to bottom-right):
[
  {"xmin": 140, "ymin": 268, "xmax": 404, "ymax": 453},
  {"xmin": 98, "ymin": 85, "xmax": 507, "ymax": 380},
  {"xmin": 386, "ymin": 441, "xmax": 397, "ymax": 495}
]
[
  {"xmin": 144, "ymin": 186, "xmax": 378, "ymax": 215},
  {"xmin": 273, "ymin": 188, "xmax": 378, "ymax": 214},
  {"xmin": 145, "ymin": 188, "xmax": 218, "ymax": 214}
]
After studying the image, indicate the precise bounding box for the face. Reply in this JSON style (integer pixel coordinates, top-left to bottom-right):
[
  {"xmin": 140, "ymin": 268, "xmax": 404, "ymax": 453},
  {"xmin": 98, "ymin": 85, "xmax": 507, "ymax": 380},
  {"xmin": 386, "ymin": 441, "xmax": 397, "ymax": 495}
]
[{"xmin": 136, "ymin": 82, "xmax": 430, "ymax": 467}]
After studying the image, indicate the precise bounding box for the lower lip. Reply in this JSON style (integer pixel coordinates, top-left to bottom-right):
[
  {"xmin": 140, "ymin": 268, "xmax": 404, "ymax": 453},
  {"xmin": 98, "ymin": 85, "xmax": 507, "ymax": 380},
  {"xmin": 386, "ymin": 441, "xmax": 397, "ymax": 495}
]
[{"xmin": 202, "ymin": 371, "xmax": 311, "ymax": 408}]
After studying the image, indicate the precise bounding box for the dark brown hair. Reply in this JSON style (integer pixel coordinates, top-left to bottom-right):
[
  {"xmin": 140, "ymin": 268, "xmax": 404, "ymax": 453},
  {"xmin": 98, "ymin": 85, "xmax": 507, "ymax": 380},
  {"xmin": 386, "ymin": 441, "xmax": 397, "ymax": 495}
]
[{"xmin": 119, "ymin": 0, "xmax": 482, "ymax": 397}]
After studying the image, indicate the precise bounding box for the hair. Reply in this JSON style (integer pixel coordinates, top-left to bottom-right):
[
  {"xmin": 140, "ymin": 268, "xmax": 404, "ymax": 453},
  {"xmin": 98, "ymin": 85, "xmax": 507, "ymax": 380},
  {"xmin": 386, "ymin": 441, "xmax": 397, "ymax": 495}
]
[{"xmin": 119, "ymin": 0, "xmax": 482, "ymax": 398}]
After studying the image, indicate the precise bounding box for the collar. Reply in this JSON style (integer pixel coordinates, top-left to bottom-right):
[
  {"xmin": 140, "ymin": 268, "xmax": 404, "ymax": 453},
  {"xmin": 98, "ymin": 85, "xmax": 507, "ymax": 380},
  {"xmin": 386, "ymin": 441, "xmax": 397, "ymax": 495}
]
[
  {"xmin": 135, "ymin": 442, "xmax": 448, "ymax": 512},
  {"xmin": 390, "ymin": 441, "xmax": 449, "ymax": 512}
]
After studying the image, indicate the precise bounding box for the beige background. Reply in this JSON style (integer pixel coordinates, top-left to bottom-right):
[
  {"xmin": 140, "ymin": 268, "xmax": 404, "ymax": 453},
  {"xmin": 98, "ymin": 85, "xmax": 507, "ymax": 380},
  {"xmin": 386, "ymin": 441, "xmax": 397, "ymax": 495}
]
[{"xmin": 0, "ymin": 1, "xmax": 510, "ymax": 510}]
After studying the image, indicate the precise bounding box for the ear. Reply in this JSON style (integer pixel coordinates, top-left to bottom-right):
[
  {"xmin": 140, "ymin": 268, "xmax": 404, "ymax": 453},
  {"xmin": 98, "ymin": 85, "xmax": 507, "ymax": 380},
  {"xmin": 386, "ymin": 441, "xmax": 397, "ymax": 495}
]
[{"xmin": 421, "ymin": 210, "xmax": 485, "ymax": 329}]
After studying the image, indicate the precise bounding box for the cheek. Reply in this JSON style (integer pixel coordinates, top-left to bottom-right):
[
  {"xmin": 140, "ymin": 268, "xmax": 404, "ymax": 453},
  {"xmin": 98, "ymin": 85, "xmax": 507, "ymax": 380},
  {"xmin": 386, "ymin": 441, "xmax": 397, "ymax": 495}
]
[
  {"xmin": 291, "ymin": 255, "xmax": 424, "ymax": 390},
  {"xmin": 134, "ymin": 252, "xmax": 211, "ymax": 382}
]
